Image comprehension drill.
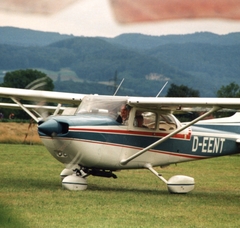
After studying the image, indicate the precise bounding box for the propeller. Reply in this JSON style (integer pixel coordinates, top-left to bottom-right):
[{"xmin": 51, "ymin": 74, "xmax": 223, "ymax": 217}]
[
  {"xmin": 24, "ymin": 77, "xmax": 49, "ymax": 122},
  {"xmin": 25, "ymin": 76, "xmax": 62, "ymax": 122}
]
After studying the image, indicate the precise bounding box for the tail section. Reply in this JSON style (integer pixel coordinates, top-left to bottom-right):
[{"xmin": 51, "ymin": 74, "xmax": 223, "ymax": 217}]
[{"xmin": 194, "ymin": 112, "xmax": 240, "ymax": 134}]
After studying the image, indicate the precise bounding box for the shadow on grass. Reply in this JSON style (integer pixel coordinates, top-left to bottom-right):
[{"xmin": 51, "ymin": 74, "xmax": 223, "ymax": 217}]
[
  {"xmin": 85, "ymin": 183, "xmax": 240, "ymax": 202},
  {"xmin": 89, "ymin": 183, "xmax": 168, "ymax": 195},
  {"xmin": 0, "ymin": 203, "xmax": 28, "ymax": 228},
  {"xmin": 1, "ymin": 176, "xmax": 61, "ymax": 191},
  {"xmin": 4, "ymin": 176, "xmax": 168, "ymax": 195},
  {"xmin": 2, "ymin": 176, "xmax": 239, "ymax": 203}
]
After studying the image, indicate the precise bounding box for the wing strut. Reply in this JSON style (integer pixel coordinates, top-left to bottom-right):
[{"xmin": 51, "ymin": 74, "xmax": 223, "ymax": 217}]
[
  {"xmin": 53, "ymin": 103, "xmax": 62, "ymax": 116},
  {"xmin": 120, "ymin": 106, "xmax": 220, "ymax": 165},
  {"xmin": 10, "ymin": 97, "xmax": 39, "ymax": 123}
]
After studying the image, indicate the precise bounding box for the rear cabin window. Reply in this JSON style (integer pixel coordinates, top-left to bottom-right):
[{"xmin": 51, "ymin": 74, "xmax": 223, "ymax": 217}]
[{"xmin": 158, "ymin": 114, "xmax": 177, "ymax": 131}]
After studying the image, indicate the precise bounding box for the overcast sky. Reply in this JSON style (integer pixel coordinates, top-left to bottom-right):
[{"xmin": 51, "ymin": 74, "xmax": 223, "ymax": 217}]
[{"xmin": 0, "ymin": 0, "xmax": 240, "ymax": 37}]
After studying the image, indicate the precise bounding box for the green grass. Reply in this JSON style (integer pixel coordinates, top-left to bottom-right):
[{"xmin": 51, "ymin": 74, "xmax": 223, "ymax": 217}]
[{"xmin": 0, "ymin": 144, "xmax": 239, "ymax": 228}]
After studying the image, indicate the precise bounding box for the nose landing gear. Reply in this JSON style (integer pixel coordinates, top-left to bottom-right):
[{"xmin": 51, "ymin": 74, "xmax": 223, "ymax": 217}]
[
  {"xmin": 61, "ymin": 167, "xmax": 88, "ymax": 191},
  {"xmin": 60, "ymin": 166, "xmax": 118, "ymax": 191}
]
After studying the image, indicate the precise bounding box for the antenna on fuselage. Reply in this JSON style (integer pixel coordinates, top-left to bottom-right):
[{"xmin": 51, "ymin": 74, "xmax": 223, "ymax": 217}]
[
  {"xmin": 156, "ymin": 81, "xmax": 168, "ymax": 97},
  {"xmin": 113, "ymin": 78, "xmax": 125, "ymax": 96}
]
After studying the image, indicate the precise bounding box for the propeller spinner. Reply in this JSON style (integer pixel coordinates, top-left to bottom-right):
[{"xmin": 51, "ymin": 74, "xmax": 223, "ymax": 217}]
[{"xmin": 38, "ymin": 119, "xmax": 68, "ymax": 137}]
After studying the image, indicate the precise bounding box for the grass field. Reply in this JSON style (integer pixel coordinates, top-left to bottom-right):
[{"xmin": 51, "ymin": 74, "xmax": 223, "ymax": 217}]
[
  {"xmin": 0, "ymin": 144, "xmax": 239, "ymax": 228},
  {"xmin": 0, "ymin": 122, "xmax": 42, "ymax": 145}
]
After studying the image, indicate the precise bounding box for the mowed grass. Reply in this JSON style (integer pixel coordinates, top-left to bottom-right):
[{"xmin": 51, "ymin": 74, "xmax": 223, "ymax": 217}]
[{"xmin": 0, "ymin": 144, "xmax": 239, "ymax": 227}]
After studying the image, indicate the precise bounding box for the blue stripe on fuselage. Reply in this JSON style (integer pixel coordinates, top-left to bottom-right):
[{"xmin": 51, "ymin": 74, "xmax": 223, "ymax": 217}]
[{"xmin": 40, "ymin": 114, "xmax": 240, "ymax": 159}]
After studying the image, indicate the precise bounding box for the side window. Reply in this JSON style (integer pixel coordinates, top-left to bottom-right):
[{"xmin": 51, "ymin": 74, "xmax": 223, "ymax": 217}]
[{"xmin": 133, "ymin": 110, "xmax": 156, "ymax": 129}]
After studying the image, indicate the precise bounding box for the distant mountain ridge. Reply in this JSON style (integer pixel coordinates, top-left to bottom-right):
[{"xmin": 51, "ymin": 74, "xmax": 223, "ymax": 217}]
[
  {"xmin": 0, "ymin": 26, "xmax": 239, "ymax": 97},
  {"xmin": 0, "ymin": 26, "xmax": 73, "ymax": 46},
  {"xmin": 102, "ymin": 32, "xmax": 240, "ymax": 50},
  {"xmin": 2, "ymin": 26, "xmax": 240, "ymax": 48}
]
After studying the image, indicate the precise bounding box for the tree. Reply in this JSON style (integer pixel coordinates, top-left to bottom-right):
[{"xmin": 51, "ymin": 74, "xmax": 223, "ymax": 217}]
[
  {"xmin": 166, "ymin": 83, "xmax": 200, "ymax": 97},
  {"xmin": 1, "ymin": 69, "xmax": 54, "ymax": 90},
  {"xmin": 0, "ymin": 69, "xmax": 54, "ymax": 120},
  {"xmin": 216, "ymin": 82, "xmax": 240, "ymax": 97},
  {"xmin": 166, "ymin": 83, "xmax": 200, "ymax": 121}
]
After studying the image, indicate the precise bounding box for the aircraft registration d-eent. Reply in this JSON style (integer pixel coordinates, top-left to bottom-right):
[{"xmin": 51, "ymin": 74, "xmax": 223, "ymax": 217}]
[{"xmin": 0, "ymin": 86, "xmax": 240, "ymax": 193}]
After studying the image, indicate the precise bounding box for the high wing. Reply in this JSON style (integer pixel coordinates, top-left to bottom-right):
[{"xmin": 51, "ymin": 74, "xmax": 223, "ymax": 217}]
[
  {"xmin": 128, "ymin": 97, "xmax": 240, "ymax": 112},
  {"xmin": 2, "ymin": 87, "xmax": 240, "ymax": 111},
  {"xmin": 0, "ymin": 102, "xmax": 67, "ymax": 112},
  {"xmin": 2, "ymin": 86, "xmax": 240, "ymax": 123},
  {"xmin": 0, "ymin": 87, "xmax": 86, "ymax": 122}
]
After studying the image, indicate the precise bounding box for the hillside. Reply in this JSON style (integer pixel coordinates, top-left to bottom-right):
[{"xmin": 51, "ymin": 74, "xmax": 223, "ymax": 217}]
[
  {"xmin": 145, "ymin": 43, "xmax": 240, "ymax": 96},
  {"xmin": 0, "ymin": 27, "xmax": 239, "ymax": 97},
  {"xmin": 0, "ymin": 35, "xmax": 192, "ymax": 96}
]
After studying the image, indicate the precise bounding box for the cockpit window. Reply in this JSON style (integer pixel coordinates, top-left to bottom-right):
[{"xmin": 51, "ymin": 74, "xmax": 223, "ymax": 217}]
[{"xmin": 76, "ymin": 95, "xmax": 128, "ymax": 119}]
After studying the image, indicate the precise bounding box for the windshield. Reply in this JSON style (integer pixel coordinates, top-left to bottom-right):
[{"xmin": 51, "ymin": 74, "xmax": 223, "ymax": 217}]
[{"xmin": 76, "ymin": 95, "xmax": 128, "ymax": 119}]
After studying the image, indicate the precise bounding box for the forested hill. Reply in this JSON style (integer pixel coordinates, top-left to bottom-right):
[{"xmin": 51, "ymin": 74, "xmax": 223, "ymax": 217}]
[{"xmin": 0, "ymin": 26, "xmax": 239, "ymax": 97}]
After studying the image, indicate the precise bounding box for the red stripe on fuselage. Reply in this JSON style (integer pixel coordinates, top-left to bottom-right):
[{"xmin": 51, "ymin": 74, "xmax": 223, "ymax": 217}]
[{"xmin": 69, "ymin": 127, "xmax": 191, "ymax": 140}]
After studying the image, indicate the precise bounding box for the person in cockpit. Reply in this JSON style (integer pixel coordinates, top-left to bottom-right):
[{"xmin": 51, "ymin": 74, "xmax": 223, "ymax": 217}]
[{"xmin": 116, "ymin": 104, "xmax": 130, "ymax": 125}]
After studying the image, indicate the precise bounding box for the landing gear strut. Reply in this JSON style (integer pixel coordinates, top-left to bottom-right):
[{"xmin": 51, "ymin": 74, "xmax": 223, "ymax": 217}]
[
  {"xmin": 145, "ymin": 163, "xmax": 195, "ymax": 193},
  {"xmin": 61, "ymin": 167, "xmax": 88, "ymax": 191}
]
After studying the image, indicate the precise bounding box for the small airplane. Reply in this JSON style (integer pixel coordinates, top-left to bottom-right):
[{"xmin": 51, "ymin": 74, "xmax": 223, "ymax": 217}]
[{"xmin": 0, "ymin": 86, "xmax": 240, "ymax": 193}]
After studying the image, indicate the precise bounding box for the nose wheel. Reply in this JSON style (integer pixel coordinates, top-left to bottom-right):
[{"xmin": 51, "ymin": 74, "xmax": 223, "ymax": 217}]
[{"xmin": 60, "ymin": 166, "xmax": 117, "ymax": 191}]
